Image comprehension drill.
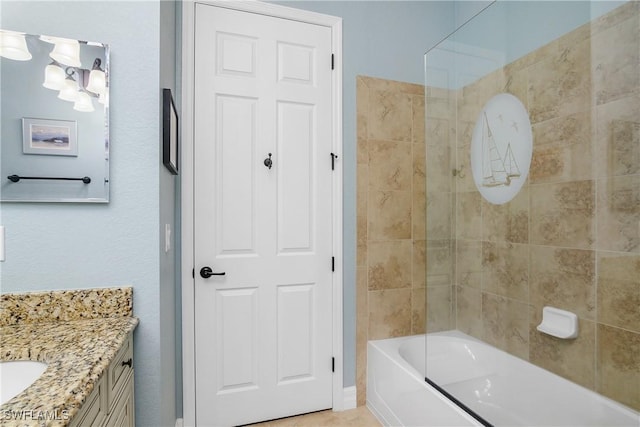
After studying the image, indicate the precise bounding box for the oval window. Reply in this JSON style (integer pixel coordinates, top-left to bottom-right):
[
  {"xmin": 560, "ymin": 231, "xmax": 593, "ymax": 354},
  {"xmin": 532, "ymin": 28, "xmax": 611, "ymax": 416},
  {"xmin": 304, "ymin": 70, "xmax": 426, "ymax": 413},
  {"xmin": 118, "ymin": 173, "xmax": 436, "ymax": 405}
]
[{"xmin": 470, "ymin": 93, "xmax": 532, "ymax": 205}]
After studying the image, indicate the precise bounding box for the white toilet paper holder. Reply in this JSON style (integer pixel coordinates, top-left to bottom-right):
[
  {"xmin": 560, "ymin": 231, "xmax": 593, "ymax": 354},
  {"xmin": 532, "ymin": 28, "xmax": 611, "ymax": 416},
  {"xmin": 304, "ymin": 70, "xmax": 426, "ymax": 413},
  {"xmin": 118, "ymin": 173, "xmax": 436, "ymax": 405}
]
[{"xmin": 536, "ymin": 306, "xmax": 578, "ymax": 339}]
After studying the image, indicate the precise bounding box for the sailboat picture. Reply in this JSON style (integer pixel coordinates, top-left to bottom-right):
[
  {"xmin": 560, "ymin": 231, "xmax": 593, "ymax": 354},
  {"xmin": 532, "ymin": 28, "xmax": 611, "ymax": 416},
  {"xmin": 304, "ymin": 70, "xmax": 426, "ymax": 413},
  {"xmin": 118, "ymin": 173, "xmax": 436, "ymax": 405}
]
[
  {"xmin": 480, "ymin": 112, "xmax": 521, "ymax": 188},
  {"xmin": 470, "ymin": 93, "xmax": 532, "ymax": 205}
]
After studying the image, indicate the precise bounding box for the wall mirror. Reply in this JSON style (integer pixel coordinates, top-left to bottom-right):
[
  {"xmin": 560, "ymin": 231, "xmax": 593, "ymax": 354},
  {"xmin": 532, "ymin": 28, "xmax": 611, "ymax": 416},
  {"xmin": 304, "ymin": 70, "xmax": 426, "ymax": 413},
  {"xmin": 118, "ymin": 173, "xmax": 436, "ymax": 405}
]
[{"xmin": 0, "ymin": 30, "xmax": 109, "ymax": 203}]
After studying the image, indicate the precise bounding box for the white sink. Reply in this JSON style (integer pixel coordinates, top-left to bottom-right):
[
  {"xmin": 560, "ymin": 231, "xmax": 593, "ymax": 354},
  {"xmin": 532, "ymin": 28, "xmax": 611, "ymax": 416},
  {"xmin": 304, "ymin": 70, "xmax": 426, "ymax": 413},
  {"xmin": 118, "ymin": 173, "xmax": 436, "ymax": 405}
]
[{"xmin": 0, "ymin": 360, "xmax": 48, "ymax": 405}]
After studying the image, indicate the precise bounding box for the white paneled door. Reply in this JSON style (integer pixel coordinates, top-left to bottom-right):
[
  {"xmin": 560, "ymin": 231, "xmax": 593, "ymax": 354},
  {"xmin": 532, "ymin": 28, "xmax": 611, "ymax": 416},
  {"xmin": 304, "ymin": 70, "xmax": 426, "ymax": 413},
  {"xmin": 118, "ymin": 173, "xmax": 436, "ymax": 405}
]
[{"xmin": 193, "ymin": 4, "xmax": 334, "ymax": 426}]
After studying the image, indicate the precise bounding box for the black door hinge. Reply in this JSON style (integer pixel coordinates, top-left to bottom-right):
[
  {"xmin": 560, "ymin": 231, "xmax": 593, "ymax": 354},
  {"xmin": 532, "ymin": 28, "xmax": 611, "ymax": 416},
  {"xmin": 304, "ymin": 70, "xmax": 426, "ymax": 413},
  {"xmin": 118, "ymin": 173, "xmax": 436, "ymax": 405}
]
[
  {"xmin": 331, "ymin": 256, "xmax": 335, "ymax": 272},
  {"xmin": 331, "ymin": 54, "xmax": 334, "ymax": 70},
  {"xmin": 331, "ymin": 152, "xmax": 338, "ymax": 170},
  {"xmin": 332, "ymin": 357, "xmax": 335, "ymax": 372},
  {"xmin": 192, "ymin": 268, "xmax": 195, "ymax": 279}
]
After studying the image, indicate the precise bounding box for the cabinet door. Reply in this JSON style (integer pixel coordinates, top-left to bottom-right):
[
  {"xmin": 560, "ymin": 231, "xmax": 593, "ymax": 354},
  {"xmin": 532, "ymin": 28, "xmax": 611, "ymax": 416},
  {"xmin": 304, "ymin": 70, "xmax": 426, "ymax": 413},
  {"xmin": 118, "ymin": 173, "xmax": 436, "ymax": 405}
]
[
  {"xmin": 103, "ymin": 376, "xmax": 134, "ymax": 427},
  {"xmin": 69, "ymin": 375, "xmax": 107, "ymax": 427},
  {"xmin": 107, "ymin": 334, "xmax": 134, "ymax": 409}
]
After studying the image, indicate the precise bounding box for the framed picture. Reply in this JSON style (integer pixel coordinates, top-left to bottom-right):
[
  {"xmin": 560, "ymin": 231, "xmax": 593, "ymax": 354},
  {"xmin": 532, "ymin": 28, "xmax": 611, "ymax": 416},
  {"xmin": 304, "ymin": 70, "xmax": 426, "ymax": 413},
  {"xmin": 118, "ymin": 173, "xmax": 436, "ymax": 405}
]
[
  {"xmin": 163, "ymin": 88, "xmax": 179, "ymax": 175},
  {"xmin": 22, "ymin": 118, "xmax": 78, "ymax": 156}
]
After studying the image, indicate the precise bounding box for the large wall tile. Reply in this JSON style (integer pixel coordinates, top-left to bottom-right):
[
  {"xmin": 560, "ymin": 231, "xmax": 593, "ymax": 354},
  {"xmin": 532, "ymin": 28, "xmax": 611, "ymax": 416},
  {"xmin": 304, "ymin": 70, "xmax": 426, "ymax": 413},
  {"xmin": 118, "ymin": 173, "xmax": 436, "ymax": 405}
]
[
  {"xmin": 368, "ymin": 289, "xmax": 412, "ymax": 340},
  {"xmin": 597, "ymin": 324, "xmax": 640, "ymax": 411},
  {"xmin": 527, "ymin": 38, "xmax": 591, "ymax": 124},
  {"xmin": 597, "ymin": 252, "xmax": 640, "ymax": 333},
  {"xmin": 482, "ymin": 293, "xmax": 530, "ymax": 360},
  {"xmin": 592, "ymin": 11, "xmax": 640, "ymax": 106},
  {"xmin": 594, "ymin": 95, "xmax": 640, "ymax": 178},
  {"xmin": 482, "ymin": 186, "xmax": 529, "ymax": 244},
  {"xmin": 368, "ymin": 89, "xmax": 413, "ymax": 142},
  {"xmin": 368, "ymin": 190, "xmax": 412, "ymax": 240},
  {"xmin": 368, "ymin": 140, "xmax": 412, "ymax": 191},
  {"xmin": 482, "ymin": 241, "xmax": 529, "ymax": 302},
  {"xmin": 425, "ymin": 117, "xmax": 450, "ymax": 147},
  {"xmin": 456, "ymin": 191, "xmax": 482, "ymax": 240},
  {"xmin": 530, "ymin": 180, "xmax": 595, "ymax": 248},
  {"xmin": 367, "ymin": 240, "xmax": 412, "ymax": 291},
  {"xmin": 596, "ymin": 175, "xmax": 640, "ymax": 253},
  {"xmin": 530, "ymin": 246, "xmax": 596, "ymax": 320},
  {"xmin": 530, "ymin": 111, "xmax": 593, "ymax": 183}
]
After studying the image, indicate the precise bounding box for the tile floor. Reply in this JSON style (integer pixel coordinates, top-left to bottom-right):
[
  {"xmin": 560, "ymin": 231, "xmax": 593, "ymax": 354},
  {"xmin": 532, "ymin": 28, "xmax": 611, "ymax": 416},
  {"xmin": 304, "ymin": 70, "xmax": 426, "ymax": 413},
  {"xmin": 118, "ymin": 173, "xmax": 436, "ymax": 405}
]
[{"xmin": 248, "ymin": 406, "xmax": 382, "ymax": 427}]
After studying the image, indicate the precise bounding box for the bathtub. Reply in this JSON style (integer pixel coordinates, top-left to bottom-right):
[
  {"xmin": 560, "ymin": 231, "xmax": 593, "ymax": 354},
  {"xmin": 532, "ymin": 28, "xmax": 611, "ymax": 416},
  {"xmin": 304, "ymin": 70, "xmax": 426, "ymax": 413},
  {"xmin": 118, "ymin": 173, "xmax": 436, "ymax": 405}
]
[{"xmin": 367, "ymin": 330, "xmax": 640, "ymax": 427}]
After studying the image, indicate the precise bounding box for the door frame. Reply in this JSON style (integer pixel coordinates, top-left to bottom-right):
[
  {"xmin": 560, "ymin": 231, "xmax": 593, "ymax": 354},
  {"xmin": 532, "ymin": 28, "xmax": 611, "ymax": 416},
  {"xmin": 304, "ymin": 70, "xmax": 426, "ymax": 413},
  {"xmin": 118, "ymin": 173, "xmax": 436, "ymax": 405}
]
[{"xmin": 180, "ymin": 1, "xmax": 343, "ymax": 425}]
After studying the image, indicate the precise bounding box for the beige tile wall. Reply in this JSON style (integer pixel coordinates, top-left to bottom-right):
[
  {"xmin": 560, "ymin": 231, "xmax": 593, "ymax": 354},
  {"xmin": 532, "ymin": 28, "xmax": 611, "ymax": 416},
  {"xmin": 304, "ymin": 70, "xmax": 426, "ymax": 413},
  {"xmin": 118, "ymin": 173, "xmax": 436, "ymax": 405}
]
[
  {"xmin": 447, "ymin": 1, "xmax": 640, "ymax": 411},
  {"xmin": 356, "ymin": 76, "xmax": 426, "ymax": 406}
]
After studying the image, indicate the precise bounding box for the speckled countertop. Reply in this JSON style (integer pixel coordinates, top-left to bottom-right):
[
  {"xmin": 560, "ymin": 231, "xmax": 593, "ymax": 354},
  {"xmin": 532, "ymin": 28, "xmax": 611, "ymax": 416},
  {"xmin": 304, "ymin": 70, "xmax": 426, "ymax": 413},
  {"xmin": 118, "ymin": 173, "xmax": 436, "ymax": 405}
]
[{"xmin": 0, "ymin": 287, "xmax": 138, "ymax": 427}]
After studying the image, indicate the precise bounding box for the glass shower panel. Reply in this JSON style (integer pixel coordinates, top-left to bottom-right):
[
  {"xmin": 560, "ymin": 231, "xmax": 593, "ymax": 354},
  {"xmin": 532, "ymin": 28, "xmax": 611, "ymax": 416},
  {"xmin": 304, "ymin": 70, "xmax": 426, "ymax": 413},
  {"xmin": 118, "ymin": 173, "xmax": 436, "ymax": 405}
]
[{"xmin": 424, "ymin": 1, "xmax": 640, "ymax": 425}]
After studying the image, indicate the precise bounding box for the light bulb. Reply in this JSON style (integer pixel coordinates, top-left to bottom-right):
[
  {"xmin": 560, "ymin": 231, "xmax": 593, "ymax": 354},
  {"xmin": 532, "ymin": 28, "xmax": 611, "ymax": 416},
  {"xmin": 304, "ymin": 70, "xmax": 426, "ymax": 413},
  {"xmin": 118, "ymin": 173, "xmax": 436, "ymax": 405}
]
[
  {"xmin": 43, "ymin": 62, "xmax": 65, "ymax": 90},
  {"xmin": 0, "ymin": 30, "xmax": 32, "ymax": 61},
  {"xmin": 74, "ymin": 90, "xmax": 94, "ymax": 112},
  {"xmin": 86, "ymin": 68, "xmax": 105, "ymax": 95},
  {"xmin": 49, "ymin": 37, "xmax": 81, "ymax": 67},
  {"xmin": 58, "ymin": 75, "xmax": 79, "ymax": 102}
]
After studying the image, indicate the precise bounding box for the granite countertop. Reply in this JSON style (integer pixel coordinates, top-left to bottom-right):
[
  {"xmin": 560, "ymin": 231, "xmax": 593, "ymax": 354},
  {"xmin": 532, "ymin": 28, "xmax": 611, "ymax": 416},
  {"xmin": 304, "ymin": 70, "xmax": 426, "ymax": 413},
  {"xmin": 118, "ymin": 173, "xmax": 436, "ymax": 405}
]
[{"xmin": 0, "ymin": 287, "xmax": 137, "ymax": 427}]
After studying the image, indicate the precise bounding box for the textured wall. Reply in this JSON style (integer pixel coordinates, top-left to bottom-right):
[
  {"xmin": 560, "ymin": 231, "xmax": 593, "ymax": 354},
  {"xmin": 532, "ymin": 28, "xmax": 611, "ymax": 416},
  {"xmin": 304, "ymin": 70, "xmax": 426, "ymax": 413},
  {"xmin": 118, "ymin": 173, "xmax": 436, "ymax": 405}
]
[
  {"xmin": 432, "ymin": 1, "xmax": 639, "ymax": 411},
  {"xmin": 356, "ymin": 76, "xmax": 426, "ymax": 406}
]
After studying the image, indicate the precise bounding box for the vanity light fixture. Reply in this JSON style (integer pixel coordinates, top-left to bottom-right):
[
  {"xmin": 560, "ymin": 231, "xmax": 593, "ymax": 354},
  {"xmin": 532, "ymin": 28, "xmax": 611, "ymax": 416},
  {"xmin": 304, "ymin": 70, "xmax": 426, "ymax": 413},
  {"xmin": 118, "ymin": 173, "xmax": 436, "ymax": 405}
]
[
  {"xmin": 85, "ymin": 58, "xmax": 106, "ymax": 95},
  {"xmin": 48, "ymin": 36, "xmax": 81, "ymax": 67},
  {"xmin": 42, "ymin": 60, "xmax": 66, "ymax": 90},
  {"xmin": 38, "ymin": 34, "xmax": 105, "ymax": 112},
  {"xmin": 0, "ymin": 30, "xmax": 32, "ymax": 61}
]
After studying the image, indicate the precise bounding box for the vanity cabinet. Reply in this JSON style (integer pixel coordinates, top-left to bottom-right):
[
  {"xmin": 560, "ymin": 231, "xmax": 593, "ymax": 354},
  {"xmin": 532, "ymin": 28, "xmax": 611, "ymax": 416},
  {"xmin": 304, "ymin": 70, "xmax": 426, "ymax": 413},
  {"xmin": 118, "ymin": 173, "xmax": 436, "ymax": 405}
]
[{"xmin": 70, "ymin": 333, "xmax": 135, "ymax": 426}]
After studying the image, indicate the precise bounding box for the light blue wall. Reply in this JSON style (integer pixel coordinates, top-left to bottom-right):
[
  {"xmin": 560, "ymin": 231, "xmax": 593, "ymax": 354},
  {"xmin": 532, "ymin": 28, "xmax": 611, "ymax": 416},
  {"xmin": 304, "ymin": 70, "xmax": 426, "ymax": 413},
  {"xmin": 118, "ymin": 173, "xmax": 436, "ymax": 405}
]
[
  {"xmin": 0, "ymin": 1, "xmax": 178, "ymax": 426},
  {"xmin": 428, "ymin": 1, "xmax": 627, "ymax": 90}
]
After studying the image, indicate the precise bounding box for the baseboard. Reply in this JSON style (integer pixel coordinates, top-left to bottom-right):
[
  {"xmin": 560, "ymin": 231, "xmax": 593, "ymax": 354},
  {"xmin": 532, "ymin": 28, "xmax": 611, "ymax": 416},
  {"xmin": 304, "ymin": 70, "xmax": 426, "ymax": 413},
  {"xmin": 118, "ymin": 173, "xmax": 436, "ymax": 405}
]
[
  {"xmin": 343, "ymin": 386, "xmax": 357, "ymax": 410},
  {"xmin": 175, "ymin": 418, "xmax": 184, "ymax": 427}
]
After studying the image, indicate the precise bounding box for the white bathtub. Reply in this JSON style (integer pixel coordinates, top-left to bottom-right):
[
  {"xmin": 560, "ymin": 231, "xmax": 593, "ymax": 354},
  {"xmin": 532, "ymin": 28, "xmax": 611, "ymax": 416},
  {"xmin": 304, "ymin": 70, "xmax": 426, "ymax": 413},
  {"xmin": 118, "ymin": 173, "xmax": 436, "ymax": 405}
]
[{"xmin": 367, "ymin": 331, "xmax": 640, "ymax": 427}]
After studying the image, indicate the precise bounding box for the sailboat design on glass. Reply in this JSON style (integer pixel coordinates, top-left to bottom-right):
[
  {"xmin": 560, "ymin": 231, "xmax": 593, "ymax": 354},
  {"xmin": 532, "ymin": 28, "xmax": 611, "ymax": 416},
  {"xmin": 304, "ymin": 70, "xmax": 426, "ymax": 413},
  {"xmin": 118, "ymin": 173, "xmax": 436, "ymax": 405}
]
[
  {"xmin": 470, "ymin": 93, "xmax": 532, "ymax": 205},
  {"xmin": 481, "ymin": 112, "xmax": 520, "ymax": 188}
]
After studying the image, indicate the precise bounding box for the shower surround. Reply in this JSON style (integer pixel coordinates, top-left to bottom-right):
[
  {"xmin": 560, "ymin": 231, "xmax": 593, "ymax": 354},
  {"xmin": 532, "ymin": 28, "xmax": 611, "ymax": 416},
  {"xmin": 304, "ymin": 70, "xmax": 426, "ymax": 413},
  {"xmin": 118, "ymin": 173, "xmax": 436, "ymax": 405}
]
[
  {"xmin": 426, "ymin": 0, "xmax": 640, "ymax": 412},
  {"xmin": 356, "ymin": 0, "xmax": 639, "ymax": 415}
]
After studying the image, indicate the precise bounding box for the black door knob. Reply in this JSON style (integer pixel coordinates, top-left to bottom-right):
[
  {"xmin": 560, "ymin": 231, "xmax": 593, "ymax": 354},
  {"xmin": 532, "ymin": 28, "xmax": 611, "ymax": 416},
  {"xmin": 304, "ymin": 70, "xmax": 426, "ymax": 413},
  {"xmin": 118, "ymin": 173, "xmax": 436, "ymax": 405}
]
[
  {"xmin": 264, "ymin": 153, "xmax": 273, "ymax": 169},
  {"xmin": 200, "ymin": 266, "xmax": 226, "ymax": 278}
]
